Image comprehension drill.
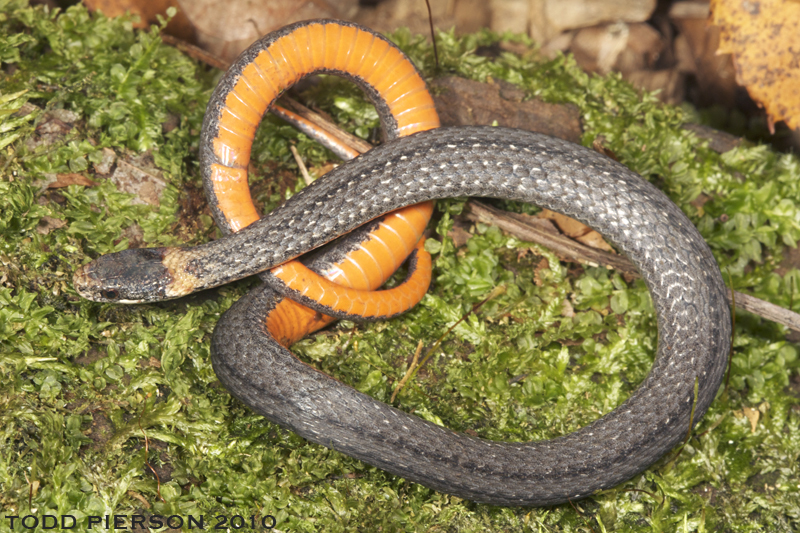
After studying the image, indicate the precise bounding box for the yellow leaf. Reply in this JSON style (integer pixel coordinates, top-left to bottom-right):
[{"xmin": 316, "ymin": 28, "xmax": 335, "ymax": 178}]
[
  {"xmin": 710, "ymin": 0, "xmax": 800, "ymax": 130},
  {"xmin": 742, "ymin": 405, "xmax": 760, "ymax": 433}
]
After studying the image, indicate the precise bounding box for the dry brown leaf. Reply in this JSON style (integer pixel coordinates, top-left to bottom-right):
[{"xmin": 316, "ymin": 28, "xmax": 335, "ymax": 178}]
[
  {"xmin": 37, "ymin": 216, "xmax": 67, "ymax": 235},
  {"xmin": 110, "ymin": 153, "xmax": 168, "ymax": 206},
  {"xmin": 447, "ymin": 226, "xmax": 473, "ymax": 248},
  {"xmin": 93, "ymin": 147, "xmax": 117, "ymax": 176},
  {"xmin": 533, "ymin": 258, "xmax": 550, "ymax": 286},
  {"xmin": 176, "ymin": 0, "xmax": 359, "ymax": 64},
  {"xmin": 742, "ymin": 406, "xmax": 760, "ymax": 433},
  {"xmin": 49, "ymin": 173, "xmax": 97, "ymax": 188},
  {"xmin": 538, "ymin": 208, "xmax": 614, "ymax": 252},
  {"xmin": 83, "ymin": 0, "xmax": 196, "ymax": 41},
  {"xmin": 309, "ymin": 162, "xmax": 337, "ymax": 178},
  {"xmin": 512, "ymin": 215, "xmax": 561, "ymax": 236},
  {"xmin": 710, "ymin": 0, "xmax": 800, "ymax": 131},
  {"xmin": 561, "ymin": 299, "xmax": 575, "ymax": 318},
  {"xmin": 126, "ymin": 490, "xmax": 151, "ymax": 509}
]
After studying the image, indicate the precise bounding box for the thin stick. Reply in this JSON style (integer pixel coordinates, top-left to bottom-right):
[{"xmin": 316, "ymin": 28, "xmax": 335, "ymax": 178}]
[
  {"xmin": 390, "ymin": 340, "xmax": 424, "ymax": 403},
  {"xmin": 567, "ymin": 498, "xmax": 598, "ymax": 533},
  {"xmin": 465, "ymin": 200, "xmax": 800, "ymax": 334},
  {"xmin": 161, "ymin": 33, "xmax": 228, "ymax": 70},
  {"xmin": 161, "ymin": 33, "xmax": 800, "ymax": 338},
  {"xmin": 277, "ymin": 96, "xmax": 373, "ymax": 154},
  {"xmin": 137, "ymin": 405, "xmax": 166, "ymax": 504},
  {"xmin": 161, "ymin": 32, "xmax": 372, "ymax": 154},
  {"xmin": 623, "ymin": 487, "xmax": 665, "ymax": 509},
  {"xmin": 289, "ymin": 145, "xmax": 313, "ymax": 185},
  {"xmin": 425, "ymin": 0, "xmax": 440, "ymax": 70},
  {"xmin": 392, "ymin": 285, "xmax": 506, "ymax": 400}
]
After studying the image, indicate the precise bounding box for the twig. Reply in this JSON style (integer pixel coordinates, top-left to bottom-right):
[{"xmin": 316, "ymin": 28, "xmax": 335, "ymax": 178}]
[
  {"xmin": 567, "ymin": 498, "xmax": 598, "ymax": 533},
  {"xmin": 390, "ymin": 340, "xmax": 424, "ymax": 403},
  {"xmin": 726, "ymin": 290, "xmax": 800, "ymax": 332},
  {"xmin": 160, "ymin": 33, "xmax": 228, "ymax": 70},
  {"xmin": 466, "ymin": 201, "xmax": 638, "ymax": 276},
  {"xmin": 465, "ymin": 201, "xmax": 800, "ymax": 334},
  {"xmin": 161, "ymin": 32, "xmax": 371, "ymax": 155},
  {"xmin": 682, "ymin": 123, "xmax": 742, "ymax": 154},
  {"xmin": 161, "ymin": 33, "xmax": 800, "ymax": 336},
  {"xmin": 623, "ymin": 487, "xmax": 665, "ymax": 509},
  {"xmin": 425, "ymin": 0, "xmax": 439, "ymax": 70},
  {"xmin": 277, "ymin": 96, "xmax": 372, "ymax": 154},
  {"xmin": 289, "ymin": 145, "xmax": 313, "ymax": 185},
  {"xmin": 392, "ymin": 286, "xmax": 506, "ymax": 401},
  {"xmin": 137, "ymin": 405, "xmax": 166, "ymax": 504}
]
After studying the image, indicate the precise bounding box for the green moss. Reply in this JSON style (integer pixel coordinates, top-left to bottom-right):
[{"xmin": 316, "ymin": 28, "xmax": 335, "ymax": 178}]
[{"xmin": 1, "ymin": 2, "xmax": 798, "ymax": 532}]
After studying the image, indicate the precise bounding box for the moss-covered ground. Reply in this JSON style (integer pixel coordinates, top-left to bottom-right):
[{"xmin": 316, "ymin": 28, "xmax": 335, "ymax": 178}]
[{"xmin": 1, "ymin": 2, "xmax": 798, "ymax": 531}]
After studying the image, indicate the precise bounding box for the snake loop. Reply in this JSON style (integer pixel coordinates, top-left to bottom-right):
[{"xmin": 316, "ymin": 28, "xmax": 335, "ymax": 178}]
[{"xmin": 73, "ymin": 22, "xmax": 731, "ymax": 507}]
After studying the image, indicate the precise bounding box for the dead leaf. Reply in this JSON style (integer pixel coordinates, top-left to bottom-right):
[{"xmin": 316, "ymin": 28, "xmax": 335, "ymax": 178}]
[
  {"xmin": 309, "ymin": 162, "xmax": 336, "ymax": 178},
  {"xmin": 711, "ymin": 0, "xmax": 800, "ymax": 131},
  {"xmin": 126, "ymin": 490, "xmax": 151, "ymax": 509},
  {"xmin": 592, "ymin": 136, "xmax": 621, "ymax": 160},
  {"xmin": 690, "ymin": 193, "xmax": 710, "ymax": 217},
  {"xmin": 533, "ymin": 258, "xmax": 550, "ymax": 286},
  {"xmin": 83, "ymin": 0, "xmax": 196, "ymax": 42},
  {"xmin": 93, "ymin": 147, "xmax": 117, "ymax": 176},
  {"xmin": 176, "ymin": 0, "xmax": 359, "ymax": 64},
  {"xmin": 742, "ymin": 406, "xmax": 759, "ymax": 433},
  {"xmin": 538, "ymin": 208, "xmax": 614, "ymax": 252},
  {"xmin": 25, "ymin": 109, "xmax": 80, "ymax": 153},
  {"xmin": 37, "ymin": 216, "xmax": 67, "ymax": 235},
  {"xmin": 48, "ymin": 173, "xmax": 97, "ymax": 188},
  {"xmin": 448, "ymin": 226, "xmax": 473, "ymax": 248},
  {"xmin": 108, "ymin": 152, "xmax": 168, "ymax": 206},
  {"xmin": 510, "ymin": 213, "xmax": 561, "ymax": 235}
]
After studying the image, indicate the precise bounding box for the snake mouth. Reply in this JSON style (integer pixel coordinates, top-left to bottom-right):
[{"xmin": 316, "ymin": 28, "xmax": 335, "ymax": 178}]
[
  {"xmin": 72, "ymin": 247, "xmax": 184, "ymax": 303},
  {"xmin": 72, "ymin": 264, "xmax": 123, "ymax": 302},
  {"xmin": 73, "ymin": 265, "xmax": 146, "ymax": 303}
]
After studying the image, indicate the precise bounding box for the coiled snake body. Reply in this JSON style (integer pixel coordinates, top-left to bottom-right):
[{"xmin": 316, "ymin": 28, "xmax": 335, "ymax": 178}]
[
  {"xmin": 76, "ymin": 125, "xmax": 731, "ymax": 505},
  {"xmin": 210, "ymin": 126, "xmax": 731, "ymax": 506},
  {"xmin": 71, "ymin": 17, "xmax": 731, "ymax": 506}
]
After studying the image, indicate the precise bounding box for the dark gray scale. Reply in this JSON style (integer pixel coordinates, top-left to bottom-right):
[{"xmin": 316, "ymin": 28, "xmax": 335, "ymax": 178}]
[
  {"xmin": 203, "ymin": 126, "xmax": 731, "ymax": 506},
  {"xmin": 74, "ymin": 127, "xmax": 729, "ymax": 504}
]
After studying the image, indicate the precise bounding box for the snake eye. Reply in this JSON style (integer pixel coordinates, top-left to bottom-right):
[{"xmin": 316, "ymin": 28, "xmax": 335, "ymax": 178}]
[{"xmin": 101, "ymin": 289, "xmax": 119, "ymax": 300}]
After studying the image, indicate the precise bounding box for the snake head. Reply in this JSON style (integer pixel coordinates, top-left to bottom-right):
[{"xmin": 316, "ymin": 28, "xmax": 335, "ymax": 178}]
[{"xmin": 73, "ymin": 247, "xmax": 178, "ymax": 303}]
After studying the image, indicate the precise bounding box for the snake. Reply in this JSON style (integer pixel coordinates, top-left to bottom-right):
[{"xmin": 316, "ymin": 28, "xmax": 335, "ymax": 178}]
[
  {"xmin": 199, "ymin": 20, "xmax": 441, "ymax": 345},
  {"xmin": 73, "ymin": 22, "xmax": 731, "ymax": 507}
]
